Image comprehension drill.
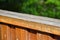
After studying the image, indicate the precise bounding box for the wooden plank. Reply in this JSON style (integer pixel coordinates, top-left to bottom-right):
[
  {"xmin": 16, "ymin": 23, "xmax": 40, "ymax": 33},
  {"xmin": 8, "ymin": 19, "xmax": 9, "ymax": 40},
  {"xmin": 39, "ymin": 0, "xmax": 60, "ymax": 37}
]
[
  {"xmin": 0, "ymin": 24, "xmax": 1, "ymax": 40},
  {"xmin": 0, "ymin": 9, "xmax": 60, "ymax": 27},
  {"xmin": 28, "ymin": 30, "xmax": 37, "ymax": 40},
  {"xmin": 37, "ymin": 33, "xmax": 56, "ymax": 40},
  {"xmin": 0, "ymin": 24, "xmax": 11, "ymax": 40},
  {"xmin": 0, "ymin": 16, "xmax": 60, "ymax": 36},
  {"xmin": 16, "ymin": 27, "xmax": 29, "ymax": 40},
  {"xmin": 10, "ymin": 26, "xmax": 16, "ymax": 40}
]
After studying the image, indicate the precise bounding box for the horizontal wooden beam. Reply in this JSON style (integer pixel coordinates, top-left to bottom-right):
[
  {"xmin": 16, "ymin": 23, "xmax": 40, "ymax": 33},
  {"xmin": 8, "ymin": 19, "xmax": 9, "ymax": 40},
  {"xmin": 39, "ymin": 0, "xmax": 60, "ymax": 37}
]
[
  {"xmin": 0, "ymin": 15, "xmax": 60, "ymax": 36},
  {"xmin": 0, "ymin": 9, "xmax": 60, "ymax": 27},
  {"xmin": 0, "ymin": 10, "xmax": 60, "ymax": 36}
]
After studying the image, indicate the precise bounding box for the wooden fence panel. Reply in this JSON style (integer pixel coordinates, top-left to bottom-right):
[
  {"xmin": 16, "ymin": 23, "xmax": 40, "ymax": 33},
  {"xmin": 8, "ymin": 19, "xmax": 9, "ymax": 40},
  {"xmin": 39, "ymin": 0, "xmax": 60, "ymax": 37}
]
[
  {"xmin": 0, "ymin": 24, "xmax": 60, "ymax": 40},
  {"xmin": 0, "ymin": 24, "xmax": 11, "ymax": 40},
  {"xmin": 0, "ymin": 23, "xmax": 60, "ymax": 40},
  {"xmin": 0, "ymin": 10, "xmax": 60, "ymax": 40}
]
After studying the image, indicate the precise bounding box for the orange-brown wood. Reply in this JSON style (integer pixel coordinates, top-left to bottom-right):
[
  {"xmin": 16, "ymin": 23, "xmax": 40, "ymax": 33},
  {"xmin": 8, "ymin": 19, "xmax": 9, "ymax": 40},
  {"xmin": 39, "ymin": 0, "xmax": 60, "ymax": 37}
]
[
  {"xmin": 10, "ymin": 26, "xmax": 16, "ymax": 40},
  {"xmin": 28, "ymin": 30, "xmax": 37, "ymax": 40},
  {"xmin": 0, "ymin": 16, "xmax": 60, "ymax": 36},
  {"xmin": 0, "ymin": 15, "xmax": 60, "ymax": 40},
  {"xmin": 16, "ymin": 27, "xmax": 29, "ymax": 40},
  {"xmin": 0, "ymin": 24, "xmax": 11, "ymax": 40},
  {"xmin": 37, "ymin": 33, "xmax": 56, "ymax": 40},
  {"xmin": 0, "ymin": 24, "xmax": 1, "ymax": 40},
  {"xmin": 0, "ymin": 24, "xmax": 60, "ymax": 40}
]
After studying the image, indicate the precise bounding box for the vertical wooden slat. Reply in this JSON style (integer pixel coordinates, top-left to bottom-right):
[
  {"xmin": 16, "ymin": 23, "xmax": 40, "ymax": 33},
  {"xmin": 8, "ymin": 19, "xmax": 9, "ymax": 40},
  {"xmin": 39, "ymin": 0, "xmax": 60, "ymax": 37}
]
[
  {"xmin": 10, "ymin": 26, "xmax": 16, "ymax": 40},
  {"xmin": 16, "ymin": 27, "xmax": 29, "ymax": 40},
  {"xmin": 37, "ymin": 24, "xmax": 56, "ymax": 40},
  {"xmin": 28, "ymin": 30, "xmax": 37, "ymax": 40},
  {"xmin": 0, "ymin": 24, "xmax": 59, "ymax": 40},
  {"xmin": 0, "ymin": 24, "xmax": 1, "ymax": 40},
  {"xmin": 0, "ymin": 24, "xmax": 11, "ymax": 40},
  {"xmin": 37, "ymin": 33, "xmax": 56, "ymax": 40}
]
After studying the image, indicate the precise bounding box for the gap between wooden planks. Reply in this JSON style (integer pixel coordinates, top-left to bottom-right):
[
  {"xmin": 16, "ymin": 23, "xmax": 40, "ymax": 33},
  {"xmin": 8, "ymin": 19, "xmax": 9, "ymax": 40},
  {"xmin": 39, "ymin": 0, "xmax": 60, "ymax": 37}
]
[{"xmin": 0, "ymin": 15, "xmax": 60, "ymax": 36}]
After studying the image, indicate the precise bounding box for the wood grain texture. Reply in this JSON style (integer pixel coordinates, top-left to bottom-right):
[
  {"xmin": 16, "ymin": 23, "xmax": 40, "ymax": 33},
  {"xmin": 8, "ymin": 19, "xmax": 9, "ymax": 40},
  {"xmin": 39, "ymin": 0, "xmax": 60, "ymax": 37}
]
[
  {"xmin": 0, "ymin": 24, "xmax": 1, "ymax": 40},
  {"xmin": 0, "ymin": 16, "xmax": 60, "ymax": 36},
  {"xmin": 16, "ymin": 27, "xmax": 29, "ymax": 40},
  {"xmin": 10, "ymin": 26, "xmax": 16, "ymax": 40},
  {"xmin": 0, "ymin": 24, "xmax": 11, "ymax": 40},
  {"xmin": 28, "ymin": 30, "xmax": 37, "ymax": 40},
  {"xmin": 0, "ymin": 9, "xmax": 60, "ymax": 27},
  {"xmin": 37, "ymin": 33, "xmax": 56, "ymax": 40},
  {"xmin": 0, "ymin": 24, "xmax": 60, "ymax": 40}
]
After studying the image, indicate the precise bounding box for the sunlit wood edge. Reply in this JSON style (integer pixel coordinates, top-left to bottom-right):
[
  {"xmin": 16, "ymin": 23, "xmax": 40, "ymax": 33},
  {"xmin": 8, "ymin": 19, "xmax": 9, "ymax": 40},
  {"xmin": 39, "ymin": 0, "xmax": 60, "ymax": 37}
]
[
  {"xmin": 0, "ymin": 15, "xmax": 60, "ymax": 36},
  {"xmin": 0, "ymin": 9, "xmax": 60, "ymax": 27}
]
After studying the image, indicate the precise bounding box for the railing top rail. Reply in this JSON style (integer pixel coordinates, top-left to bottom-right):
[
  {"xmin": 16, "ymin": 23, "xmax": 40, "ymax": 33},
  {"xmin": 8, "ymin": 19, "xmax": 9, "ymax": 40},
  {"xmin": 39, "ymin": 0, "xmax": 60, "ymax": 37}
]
[
  {"xmin": 0, "ymin": 9, "xmax": 60, "ymax": 27},
  {"xmin": 0, "ymin": 9, "xmax": 60, "ymax": 36}
]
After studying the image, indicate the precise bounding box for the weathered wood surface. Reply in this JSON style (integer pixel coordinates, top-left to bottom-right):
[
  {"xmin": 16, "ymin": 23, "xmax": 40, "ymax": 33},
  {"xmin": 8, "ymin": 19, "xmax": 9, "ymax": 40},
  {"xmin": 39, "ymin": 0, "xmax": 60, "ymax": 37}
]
[
  {"xmin": 0, "ymin": 24, "xmax": 11, "ymax": 40},
  {"xmin": 0, "ymin": 9, "xmax": 60, "ymax": 27},
  {"xmin": 0, "ymin": 24, "xmax": 58, "ymax": 40},
  {"xmin": 0, "ymin": 10, "xmax": 60, "ymax": 40},
  {"xmin": 0, "ymin": 15, "xmax": 60, "ymax": 36}
]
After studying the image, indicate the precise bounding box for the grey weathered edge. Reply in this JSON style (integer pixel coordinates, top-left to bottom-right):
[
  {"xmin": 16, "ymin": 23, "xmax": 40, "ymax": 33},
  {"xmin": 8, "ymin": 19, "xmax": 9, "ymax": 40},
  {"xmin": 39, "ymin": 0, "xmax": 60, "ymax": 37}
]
[{"xmin": 0, "ymin": 9, "xmax": 60, "ymax": 27}]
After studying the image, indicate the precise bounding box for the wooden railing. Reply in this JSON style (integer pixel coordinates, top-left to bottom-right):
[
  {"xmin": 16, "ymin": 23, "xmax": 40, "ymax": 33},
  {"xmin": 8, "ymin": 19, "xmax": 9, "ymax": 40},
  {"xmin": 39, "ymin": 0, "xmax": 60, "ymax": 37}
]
[{"xmin": 0, "ymin": 10, "xmax": 60, "ymax": 40}]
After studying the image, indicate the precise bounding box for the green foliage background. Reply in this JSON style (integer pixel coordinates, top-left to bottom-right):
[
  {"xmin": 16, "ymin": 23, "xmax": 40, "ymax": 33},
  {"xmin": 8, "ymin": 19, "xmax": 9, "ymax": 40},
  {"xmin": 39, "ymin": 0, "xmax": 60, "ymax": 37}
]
[{"xmin": 0, "ymin": 0, "xmax": 60, "ymax": 19}]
